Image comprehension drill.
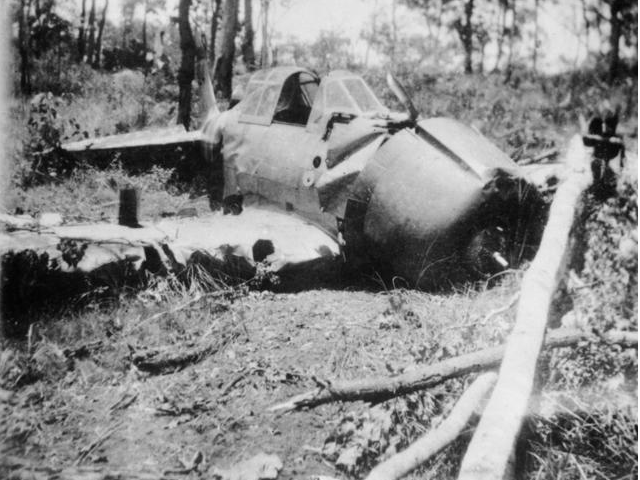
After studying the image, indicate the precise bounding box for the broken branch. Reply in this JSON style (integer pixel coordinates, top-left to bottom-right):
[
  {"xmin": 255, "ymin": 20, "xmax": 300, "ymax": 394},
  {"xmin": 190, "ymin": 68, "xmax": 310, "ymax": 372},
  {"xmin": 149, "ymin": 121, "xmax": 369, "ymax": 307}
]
[
  {"xmin": 364, "ymin": 373, "xmax": 497, "ymax": 480},
  {"xmin": 519, "ymin": 148, "xmax": 559, "ymax": 165},
  {"xmin": 75, "ymin": 422, "xmax": 122, "ymax": 466},
  {"xmin": 132, "ymin": 340, "xmax": 221, "ymax": 374},
  {"xmin": 479, "ymin": 293, "xmax": 519, "ymax": 325},
  {"xmin": 269, "ymin": 328, "xmax": 636, "ymax": 412}
]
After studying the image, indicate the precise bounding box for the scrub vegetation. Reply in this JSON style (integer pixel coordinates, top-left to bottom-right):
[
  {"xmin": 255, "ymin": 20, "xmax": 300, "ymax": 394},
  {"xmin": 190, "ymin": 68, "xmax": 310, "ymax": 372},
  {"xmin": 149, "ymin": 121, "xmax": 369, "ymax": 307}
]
[{"xmin": 2, "ymin": 0, "xmax": 637, "ymax": 478}]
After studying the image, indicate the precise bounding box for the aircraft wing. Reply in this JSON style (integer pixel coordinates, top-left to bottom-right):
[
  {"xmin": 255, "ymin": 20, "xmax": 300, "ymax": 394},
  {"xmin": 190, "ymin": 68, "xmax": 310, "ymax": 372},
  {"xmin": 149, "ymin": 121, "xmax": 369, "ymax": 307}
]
[
  {"xmin": 62, "ymin": 125, "xmax": 205, "ymax": 153},
  {"xmin": 0, "ymin": 207, "xmax": 342, "ymax": 306}
]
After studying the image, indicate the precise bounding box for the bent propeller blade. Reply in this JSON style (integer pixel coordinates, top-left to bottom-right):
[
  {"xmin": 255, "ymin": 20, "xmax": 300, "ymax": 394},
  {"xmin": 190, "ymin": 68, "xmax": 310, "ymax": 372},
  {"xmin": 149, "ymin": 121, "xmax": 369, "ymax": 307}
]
[{"xmin": 386, "ymin": 71, "xmax": 419, "ymax": 123}]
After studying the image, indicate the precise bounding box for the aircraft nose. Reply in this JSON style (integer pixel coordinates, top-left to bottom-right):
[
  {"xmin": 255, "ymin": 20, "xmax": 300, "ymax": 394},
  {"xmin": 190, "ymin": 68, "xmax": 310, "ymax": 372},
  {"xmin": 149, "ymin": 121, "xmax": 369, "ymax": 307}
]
[
  {"xmin": 346, "ymin": 128, "xmax": 544, "ymax": 287},
  {"xmin": 346, "ymin": 129, "xmax": 488, "ymax": 286}
]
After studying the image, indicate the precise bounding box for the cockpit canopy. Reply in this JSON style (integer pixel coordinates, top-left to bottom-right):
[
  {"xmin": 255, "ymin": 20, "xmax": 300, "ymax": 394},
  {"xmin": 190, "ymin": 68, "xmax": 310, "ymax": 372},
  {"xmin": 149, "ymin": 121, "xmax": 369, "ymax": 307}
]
[
  {"xmin": 237, "ymin": 67, "xmax": 387, "ymax": 130},
  {"xmin": 308, "ymin": 70, "xmax": 387, "ymax": 125}
]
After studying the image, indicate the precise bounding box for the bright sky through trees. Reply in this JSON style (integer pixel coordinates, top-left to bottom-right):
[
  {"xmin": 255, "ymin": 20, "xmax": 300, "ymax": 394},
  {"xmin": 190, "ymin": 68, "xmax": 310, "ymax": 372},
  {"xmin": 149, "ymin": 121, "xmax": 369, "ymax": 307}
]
[{"xmin": 91, "ymin": 0, "xmax": 627, "ymax": 74}]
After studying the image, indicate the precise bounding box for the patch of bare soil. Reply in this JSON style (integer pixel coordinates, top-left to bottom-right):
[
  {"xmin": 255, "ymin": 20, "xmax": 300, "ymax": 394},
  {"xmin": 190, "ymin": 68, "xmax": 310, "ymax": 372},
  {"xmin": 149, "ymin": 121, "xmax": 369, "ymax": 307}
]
[{"xmin": 0, "ymin": 280, "xmax": 520, "ymax": 479}]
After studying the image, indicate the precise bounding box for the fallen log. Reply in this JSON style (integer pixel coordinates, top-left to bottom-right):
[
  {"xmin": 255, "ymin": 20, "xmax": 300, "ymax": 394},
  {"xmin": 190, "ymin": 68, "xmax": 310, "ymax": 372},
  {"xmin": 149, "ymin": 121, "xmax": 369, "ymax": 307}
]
[
  {"xmin": 457, "ymin": 135, "xmax": 593, "ymax": 480},
  {"xmin": 269, "ymin": 328, "xmax": 637, "ymax": 412},
  {"xmin": 364, "ymin": 373, "xmax": 497, "ymax": 480}
]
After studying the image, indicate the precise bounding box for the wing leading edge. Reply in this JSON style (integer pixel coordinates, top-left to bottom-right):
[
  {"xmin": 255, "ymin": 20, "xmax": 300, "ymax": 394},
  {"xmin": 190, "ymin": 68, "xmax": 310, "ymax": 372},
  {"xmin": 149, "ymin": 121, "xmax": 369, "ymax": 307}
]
[{"xmin": 62, "ymin": 125, "xmax": 205, "ymax": 153}]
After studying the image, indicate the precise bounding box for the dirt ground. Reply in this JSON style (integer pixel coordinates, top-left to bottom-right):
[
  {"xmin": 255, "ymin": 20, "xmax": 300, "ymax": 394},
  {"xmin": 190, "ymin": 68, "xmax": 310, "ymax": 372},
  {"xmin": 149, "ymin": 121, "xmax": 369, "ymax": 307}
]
[{"xmin": 0, "ymin": 278, "xmax": 521, "ymax": 479}]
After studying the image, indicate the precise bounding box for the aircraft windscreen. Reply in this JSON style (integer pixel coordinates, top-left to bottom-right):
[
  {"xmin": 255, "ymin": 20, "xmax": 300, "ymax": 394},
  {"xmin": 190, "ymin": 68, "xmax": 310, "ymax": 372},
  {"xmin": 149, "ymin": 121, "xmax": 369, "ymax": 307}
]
[
  {"xmin": 255, "ymin": 84, "xmax": 281, "ymax": 118},
  {"xmin": 343, "ymin": 78, "xmax": 384, "ymax": 113},
  {"xmin": 325, "ymin": 81, "xmax": 356, "ymax": 110},
  {"xmin": 241, "ymin": 82, "xmax": 263, "ymax": 116}
]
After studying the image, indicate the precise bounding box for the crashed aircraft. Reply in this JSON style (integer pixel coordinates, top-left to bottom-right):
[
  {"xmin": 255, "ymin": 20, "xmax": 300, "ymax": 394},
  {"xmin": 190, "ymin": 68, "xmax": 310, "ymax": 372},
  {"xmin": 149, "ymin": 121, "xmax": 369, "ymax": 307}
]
[
  {"xmin": 2, "ymin": 67, "xmax": 549, "ymax": 325},
  {"xmin": 59, "ymin": 67, "xmax": 545, "ymax": 286}
]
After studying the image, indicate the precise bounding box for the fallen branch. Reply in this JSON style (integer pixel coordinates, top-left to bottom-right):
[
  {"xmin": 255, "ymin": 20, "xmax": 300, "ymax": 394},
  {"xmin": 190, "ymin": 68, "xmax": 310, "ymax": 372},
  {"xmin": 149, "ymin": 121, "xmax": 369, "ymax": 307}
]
[
  {"xmin": 63, "ymin": 340, "xmax": 104, "ymax": 360},
  {"xmin": 365, "ymin": 372, "xmax": 497, "ymax": 480},
  {"xmin": 480, "ymin": 293, "xmax": 519, "ymax": 325},
  {"xmin": 75, "ymin": 422, "xmax": 122, "ymax": 466},
  {"xmin": 269, "ymin": 328, "xmax": 637, "ymax": 412},
  {"xmin": 132, "ymin": 340, "xmax": 221, "ymax": 375},
  {"xmin": 519, "ymin": 148, "xmax": 559, "ymax": 165}
]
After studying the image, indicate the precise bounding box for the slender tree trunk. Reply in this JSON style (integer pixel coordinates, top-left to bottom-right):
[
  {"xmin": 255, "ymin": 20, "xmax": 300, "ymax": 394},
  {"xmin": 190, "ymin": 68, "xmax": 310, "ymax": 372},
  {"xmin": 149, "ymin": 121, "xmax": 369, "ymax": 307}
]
[
  {"xmin": 78, "ymin": 0, "xmax": 87, "ymax": 62},
  {"xmin": 241, "ymin": 0, "xmax": 256, "ymax": 70},
  {"xmin": 209, "ymin": 0, "xmax": 222, "ymax": 67},
  {"xmin": 86, "ymin": 0, "xmax": 96, "ymax": 63},
  {"xmin": 532, "ymin": 0, "xmax": 539, "ymax": 72},
  {"xmin": 608, "ymin": 0, "xmax": 622, "ymax": 81},
  {"xmin": 178, "ymin": 0, "xmax": 197, "ymax": 129},
  {"xmin": 215, "ymin": 0, "xmax": 239, "ymax": 99},
  {"xmin": 142, "ymin": 0, "xmax": 149, "ymax": 73},
  {"xmin": 493, "ymin": 1, "xmax": 506, "ymax": 72},
  {"xmin": 260, "ymin": 0, "xmax": 269, "ymax": 67},
  {"xmin": 18, "ymin": 0, "xmax": 32, "ymax": 94},
  {"xmin": 460, "ymin": 0, "xmax": 474, "ymax": 74},
  {"xmin": 122, "ymin": 3, "xmax": 134, "ymax": 49},
  {"xmin": 581, "ymin": 0, "xmax": 590, "ymax": 46},
  {"xmin": 142, "ymin": 0, "xmax": 148, "ymax": 56},
  {"xmin": 93, "ymin": 0, "xmax": 108, "ymax": 68},
  {"xmin": 506, "ymin": 0, "xmax": 516, "ymax": 71}
]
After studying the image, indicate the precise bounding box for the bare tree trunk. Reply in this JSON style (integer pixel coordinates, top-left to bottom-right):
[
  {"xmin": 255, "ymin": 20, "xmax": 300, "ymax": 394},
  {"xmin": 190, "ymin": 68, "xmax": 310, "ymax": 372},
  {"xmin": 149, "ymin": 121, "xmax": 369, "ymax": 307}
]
[
  {"xmin": 493, "ymin": 0, "xmax": 507, "ymax": 72},
  {"xmin": 178, "ymin": 0, "xmax": 197, "ymax": 129},
  {"xmin": 260, "ymin": 0, "xmax": 269, "ymax": 67},
  {"xmin": 214, "ymin": 0, "xmax": 239, "ymax": 99},
  {"xmin": 78, "ymin": 0, "xmax": 87, "ymax": 62},
  {"xmin": 142, "ymin": 0, "xmax": 149, "ymax": 74},
  {"xmin": 581, "ymin": 0, "xmax": 590, "ymax": 46},
  {"xmin": 241, "ymin": 0, "xmax": 256, "ymax": 70},
  {"xmin": 506, "ymin": 0, "xmax": 516, "ymax": 71},
  {"xmin": 18, "ymin": 0, "xmax": 32, "ymax": 94},
  {"xmin": 532, "ymin": 0, "xmax": 539, "ymax": 72},
  {"xmin": 93, "ymin": 0, "xmax": 109, "ymax": 68},
  {"xmin": 86, "ymin": 0, "xmax": 96, "ymax": 63},
  {"xmin": 460, "ymin": 0, "xmax": 474, "ymax": 74},
  {"xmin": 142, "ymin": 0, "xmax": 148, "ymax": 56},
  {"xmin": 122, "ymin": 2, "xmax": 134, "ymax": 49},
  {"xmin": 608, "ymin": 0, "xmax": 622, "ymax": 81},
  {"xmin": 209, "ymin": 0, "xmax": 222, "ymax": 67}
]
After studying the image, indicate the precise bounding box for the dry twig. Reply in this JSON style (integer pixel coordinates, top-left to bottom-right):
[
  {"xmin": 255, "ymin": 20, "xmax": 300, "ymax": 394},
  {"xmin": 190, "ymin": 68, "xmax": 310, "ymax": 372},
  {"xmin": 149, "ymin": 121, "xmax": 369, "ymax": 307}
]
[{"xmin": 270, "ymin": 328, "xmax": 637, "ymax": 412}]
